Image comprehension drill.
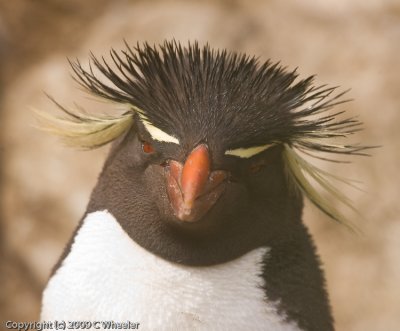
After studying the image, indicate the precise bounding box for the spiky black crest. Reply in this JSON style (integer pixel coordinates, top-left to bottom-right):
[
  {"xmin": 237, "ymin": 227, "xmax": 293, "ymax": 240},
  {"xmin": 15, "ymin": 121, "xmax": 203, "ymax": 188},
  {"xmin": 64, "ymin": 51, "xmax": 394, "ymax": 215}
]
[
  {"xmin": 69, "ymin": 40, "xmax": 368, "ymax": 155},
  {"xmin": 37, "ymin": 40, "xmax": 374, "ymax": 228}
]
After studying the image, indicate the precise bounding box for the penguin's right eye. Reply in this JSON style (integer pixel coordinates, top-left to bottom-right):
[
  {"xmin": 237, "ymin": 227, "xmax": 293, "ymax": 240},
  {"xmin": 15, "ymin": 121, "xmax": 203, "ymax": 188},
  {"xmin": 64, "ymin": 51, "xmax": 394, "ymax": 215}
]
[{"xmin": 141, "ymin": 141, "xmax": 155, "ymax": 154}]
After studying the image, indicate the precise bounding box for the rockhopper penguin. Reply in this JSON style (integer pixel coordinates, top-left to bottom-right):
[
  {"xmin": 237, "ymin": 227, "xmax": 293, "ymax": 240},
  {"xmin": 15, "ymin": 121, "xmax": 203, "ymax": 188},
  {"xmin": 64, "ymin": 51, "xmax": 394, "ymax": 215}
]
[{"xmin": 38, "ymin": 41, "xmax": 370, "ymax": 331}]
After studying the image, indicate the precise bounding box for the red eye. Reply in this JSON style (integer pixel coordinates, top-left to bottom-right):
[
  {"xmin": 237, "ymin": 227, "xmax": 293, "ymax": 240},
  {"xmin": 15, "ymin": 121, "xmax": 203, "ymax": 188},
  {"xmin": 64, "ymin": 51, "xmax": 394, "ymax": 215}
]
[
  {"xmin": 249, "ymin": 160, "xmax": 267, "ymax": 174},
  {"xmin": 142, "ymin": 141, "xmax": 155, "ymax": 154}
]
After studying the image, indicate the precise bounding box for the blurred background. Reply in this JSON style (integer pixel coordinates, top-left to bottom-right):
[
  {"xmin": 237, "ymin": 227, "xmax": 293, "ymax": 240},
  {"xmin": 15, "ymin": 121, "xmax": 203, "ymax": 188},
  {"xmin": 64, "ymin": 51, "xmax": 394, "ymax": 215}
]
[{"xmin": 0, "ymin": 0, "xmax": 399, "ymax": 330}]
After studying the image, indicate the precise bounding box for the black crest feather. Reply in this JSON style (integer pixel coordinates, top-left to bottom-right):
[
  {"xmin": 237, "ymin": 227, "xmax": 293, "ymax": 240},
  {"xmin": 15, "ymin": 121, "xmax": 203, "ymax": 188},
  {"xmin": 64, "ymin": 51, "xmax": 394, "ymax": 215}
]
[{"xmin": 69, "ymin": 41, "xmax": 368, "ymax": 151}]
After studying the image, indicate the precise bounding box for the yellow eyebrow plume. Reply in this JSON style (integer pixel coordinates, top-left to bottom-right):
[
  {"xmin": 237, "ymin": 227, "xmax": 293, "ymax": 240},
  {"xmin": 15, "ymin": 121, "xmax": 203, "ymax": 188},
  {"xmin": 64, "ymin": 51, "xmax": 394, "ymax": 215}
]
[
  {"xmin": 225, "ymin": 144, "xmax": 275, "ymax": 158},
  {"xmin": 138, "ymin": 113, "xmax": 180, "ymax": 144}
]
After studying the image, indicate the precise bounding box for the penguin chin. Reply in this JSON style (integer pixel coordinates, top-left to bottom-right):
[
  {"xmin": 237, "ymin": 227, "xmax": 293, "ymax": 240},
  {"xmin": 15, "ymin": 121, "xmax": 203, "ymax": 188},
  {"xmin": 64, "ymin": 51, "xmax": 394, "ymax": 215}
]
[{"xmin": 164, "ymin": 210, "xmax": 230, "ymax": 238}]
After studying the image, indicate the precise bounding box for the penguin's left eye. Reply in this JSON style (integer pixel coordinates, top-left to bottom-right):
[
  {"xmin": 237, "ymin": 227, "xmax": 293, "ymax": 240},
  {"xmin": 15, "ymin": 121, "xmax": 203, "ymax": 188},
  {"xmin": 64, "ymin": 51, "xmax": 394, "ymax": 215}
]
[
  {"xmin": 249, "ymin": 159, "xmax": 268, "ymax": 174},
  {"xmin": 142, "ymin": 141, "xmax": 155, "ymax": 154}
]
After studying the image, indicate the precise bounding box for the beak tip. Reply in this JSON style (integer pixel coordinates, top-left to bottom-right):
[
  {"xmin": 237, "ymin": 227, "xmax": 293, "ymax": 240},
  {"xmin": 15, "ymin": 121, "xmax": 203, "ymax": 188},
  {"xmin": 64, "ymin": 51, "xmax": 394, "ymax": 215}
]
[
  {"xmin": 178, "ymin": 201, "xmax": 195, "ymax": 219},
  {"xmin": 183, "ymin": 199, "xmax": 194, "ymax": 210}
]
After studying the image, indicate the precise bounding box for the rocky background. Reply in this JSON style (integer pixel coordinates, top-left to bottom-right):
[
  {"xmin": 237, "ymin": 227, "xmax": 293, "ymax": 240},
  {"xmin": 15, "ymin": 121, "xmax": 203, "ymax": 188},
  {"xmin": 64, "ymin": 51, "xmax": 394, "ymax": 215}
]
[{"xmin": 0, "ymin": 1, "xmax": 399, "ymax": 330}]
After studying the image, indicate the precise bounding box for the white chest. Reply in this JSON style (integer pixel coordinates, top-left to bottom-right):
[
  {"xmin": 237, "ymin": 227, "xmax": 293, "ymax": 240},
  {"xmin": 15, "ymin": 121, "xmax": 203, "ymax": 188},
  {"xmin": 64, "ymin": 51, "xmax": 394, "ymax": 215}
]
[{"xmin": 41, "ymin": 211, "xmax": 300, "ymax": 331}]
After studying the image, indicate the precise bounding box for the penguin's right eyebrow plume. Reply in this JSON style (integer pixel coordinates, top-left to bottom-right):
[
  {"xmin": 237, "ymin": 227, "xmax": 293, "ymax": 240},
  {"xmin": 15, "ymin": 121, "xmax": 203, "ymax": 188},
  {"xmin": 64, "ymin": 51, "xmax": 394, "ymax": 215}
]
[{"xmin": 37, "ymin": 40, "xmax": 373, "ymax": 331}]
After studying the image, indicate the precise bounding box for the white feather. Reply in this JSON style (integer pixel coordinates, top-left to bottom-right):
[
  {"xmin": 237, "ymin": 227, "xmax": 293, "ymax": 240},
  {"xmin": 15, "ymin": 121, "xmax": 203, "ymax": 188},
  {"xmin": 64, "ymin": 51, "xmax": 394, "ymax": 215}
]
[{"xmin": 41, "ymin": 211, "xmax": 301, "ymax": 331}]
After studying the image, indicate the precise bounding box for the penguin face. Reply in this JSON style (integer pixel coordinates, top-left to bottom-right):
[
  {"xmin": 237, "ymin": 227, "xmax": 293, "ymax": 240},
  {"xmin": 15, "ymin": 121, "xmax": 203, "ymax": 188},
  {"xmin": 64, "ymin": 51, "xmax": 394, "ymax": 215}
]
[{"xmin": 104, "ymin": 112, "xmax": 287, "ymax": 236}]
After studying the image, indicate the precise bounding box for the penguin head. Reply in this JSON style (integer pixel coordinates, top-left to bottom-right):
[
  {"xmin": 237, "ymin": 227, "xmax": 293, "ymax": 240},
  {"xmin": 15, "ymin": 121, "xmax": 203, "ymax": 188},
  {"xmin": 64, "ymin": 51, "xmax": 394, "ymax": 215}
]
[{"xmin": 37, "ymin": 41, "xmax": 371, "ymax": 263}]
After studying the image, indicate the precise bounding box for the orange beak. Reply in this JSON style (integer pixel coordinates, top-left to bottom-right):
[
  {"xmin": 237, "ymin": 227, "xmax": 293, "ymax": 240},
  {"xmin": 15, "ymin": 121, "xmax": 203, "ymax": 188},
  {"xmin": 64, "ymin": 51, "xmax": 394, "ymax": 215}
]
[{"xmin": 165, "ymin": 144, "xmax": 228, "ymax": 222}]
